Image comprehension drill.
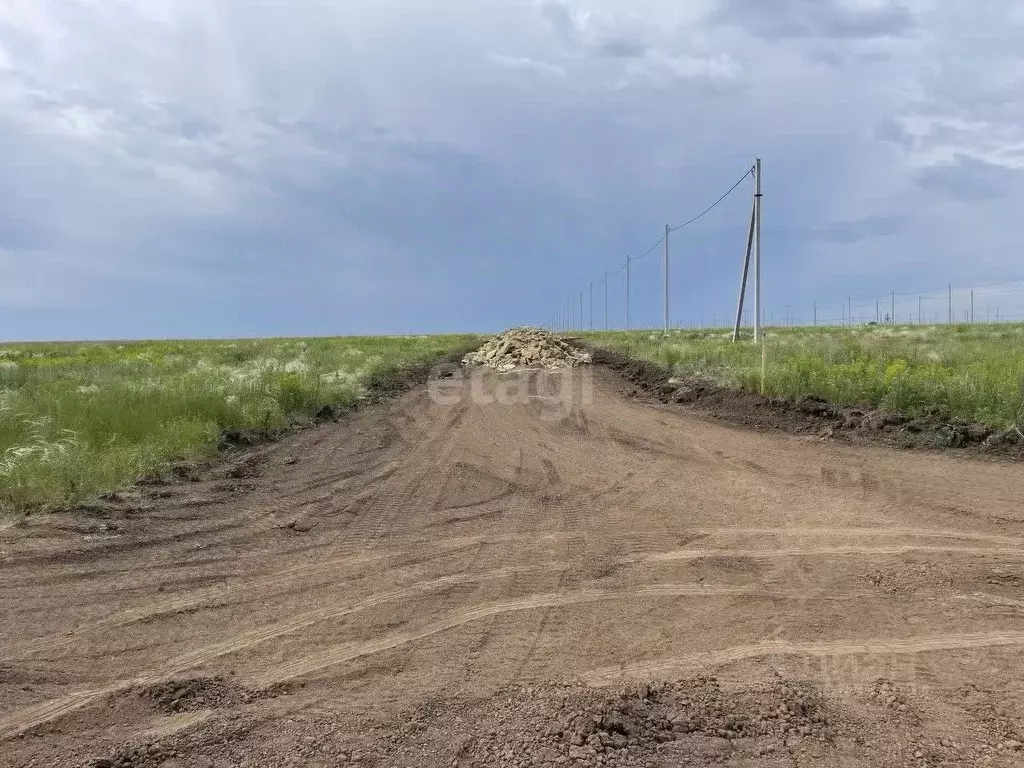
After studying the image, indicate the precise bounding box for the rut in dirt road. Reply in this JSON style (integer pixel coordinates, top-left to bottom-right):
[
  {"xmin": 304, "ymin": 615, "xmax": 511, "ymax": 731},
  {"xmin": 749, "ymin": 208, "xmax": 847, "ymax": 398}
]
[{"xmin": 2, "ymin": 365, "xmax": 1023, "ymax": 767}]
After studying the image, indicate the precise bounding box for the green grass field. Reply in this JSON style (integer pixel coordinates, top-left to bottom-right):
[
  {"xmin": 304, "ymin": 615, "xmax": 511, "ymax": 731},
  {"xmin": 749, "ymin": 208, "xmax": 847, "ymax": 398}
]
[
  {"xmin": 586, "ymin": 323, "xmax": 1024, "ymax": 429},
  {"xmin": 0, "ymin": 335, "xmax": 476, "ymax": 513}
]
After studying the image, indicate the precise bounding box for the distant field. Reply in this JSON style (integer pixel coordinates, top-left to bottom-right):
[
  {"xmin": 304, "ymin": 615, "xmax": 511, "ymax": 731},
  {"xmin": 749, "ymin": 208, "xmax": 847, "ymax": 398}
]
[
  {"xmin": 0, "ymin": 335, "xmax": 476, "ymax": 513},
  {"xmin": 586, "ymin": 323, "xmax": 1024, "ymax": 429}
]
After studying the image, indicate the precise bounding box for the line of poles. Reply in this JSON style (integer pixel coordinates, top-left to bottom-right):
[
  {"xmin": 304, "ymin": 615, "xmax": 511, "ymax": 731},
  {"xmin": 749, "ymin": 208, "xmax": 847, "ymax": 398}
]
[
  {"xmin": 550, "ymin": 274, "xmax": 1024, "ymax": 333},
  {"xmin": 762, "ymin": 282, "xmax": 1024, "ymax": 327},
  {"xmin": 545, "ymin": 159, "xmax": 764, "ymax": 343}
]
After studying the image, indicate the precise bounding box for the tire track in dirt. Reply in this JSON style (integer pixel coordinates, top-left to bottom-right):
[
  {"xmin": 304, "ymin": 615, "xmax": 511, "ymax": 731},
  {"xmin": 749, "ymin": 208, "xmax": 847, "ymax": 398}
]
[
  {"xmin": 254, "ymin": 584, "xmax": 760, "ymax": 687},
  {"xmin": 7, "ymin": 536, "xmax": 577, "ymax": 658},
  {"xmin": 646, "ymin": 545, "xmax": 1024, "ymax": 563},
  {"xmin": 440, "ymin": 402, "xmax": 568, "ymax": 682},
  {"xmin": 685, "ymin": 527, "xmax": 1024, "ymax": 545},
  {"xmin": 586, "ymin": 400, "xmax": 657, "ymax": 564},
  {"xmin": 954, "ymin": 593, "xmax": 1024, "ymax": 612},
  {"xmin": 582, "ymin": 631, "xmax": 1024, "ymax": 684},
  {"xmin": 0, "ymin": 582, "xmax": 752, "ymax": 740},
  {"xmin": 260, "ymin": 460, "xmax": 401, "ymax": 515},
  {"xmin": 22, "ymin": 530, "xmax": 999, "ymax": 642},
  {"xmin": 0, "ymin": 567, "xmax": 568, "ymax": 739},
  {"xmin": 330, "ymin": 397, "xmax": 472, "ymax": 557}
]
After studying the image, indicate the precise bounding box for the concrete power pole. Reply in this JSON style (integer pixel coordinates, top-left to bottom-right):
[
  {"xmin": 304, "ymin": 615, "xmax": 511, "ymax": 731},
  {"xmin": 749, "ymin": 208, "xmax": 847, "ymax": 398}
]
[
  {"xmin": 663, "ymin": 224, "xmax": 670, "ymax": 334},
  {"xmin": 731, "ymin": 200, "xmax": 756, "ymax": 342},
  {"xmin": 753, "ymin": 158, "xmax": 763, "ymax": 342},
  {"xmin": 604, "ymin": 270, "xmax": 609, "ymax": 330},
  {"xmin": 625, "ymin": 256, "xmax": 631, "ymax": 331},
  {"xmin": 589, "ymin": 281, "xmax": 593, "ymax": 330}
]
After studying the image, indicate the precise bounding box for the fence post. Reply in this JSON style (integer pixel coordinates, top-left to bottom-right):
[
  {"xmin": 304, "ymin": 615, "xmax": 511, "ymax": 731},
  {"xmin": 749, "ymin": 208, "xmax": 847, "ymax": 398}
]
[
  {"xmin": 948, "ymin": 284, "xmax": 952, "ymax": 324},
  {"xmin": 891, "ymin": 292, "xmax": 895, "ymax": 325}
]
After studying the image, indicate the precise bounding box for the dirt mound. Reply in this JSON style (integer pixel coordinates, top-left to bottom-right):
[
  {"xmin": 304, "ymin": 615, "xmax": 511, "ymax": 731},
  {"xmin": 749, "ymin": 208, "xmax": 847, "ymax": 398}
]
[
  {"xmin": 436, "ymin": 678, "xmax": 833, "ymax": 767},
  {"xmin": 462, "ymin": 327, "xmax": 592, "ymax": 373},
  {"xmin": 137, "ymin": 676, "xmax": 282, "ymax": 715}
]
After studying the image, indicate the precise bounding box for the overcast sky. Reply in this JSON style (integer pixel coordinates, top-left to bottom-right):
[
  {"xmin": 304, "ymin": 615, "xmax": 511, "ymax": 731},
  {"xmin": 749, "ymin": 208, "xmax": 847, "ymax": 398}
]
[{"xmin": 2, "ymin": 0, "xmax": 1023, "ymax": 339}]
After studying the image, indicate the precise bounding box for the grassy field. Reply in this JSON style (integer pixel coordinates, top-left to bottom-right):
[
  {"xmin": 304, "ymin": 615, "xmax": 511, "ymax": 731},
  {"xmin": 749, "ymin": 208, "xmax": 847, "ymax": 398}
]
[
  {"xmin": 586, "ymin": 323, "xmax": 1024, "ymax": 429},
  {"xmin": 0, "ymin": 335, "xmax": 476, "ymax": 513}
]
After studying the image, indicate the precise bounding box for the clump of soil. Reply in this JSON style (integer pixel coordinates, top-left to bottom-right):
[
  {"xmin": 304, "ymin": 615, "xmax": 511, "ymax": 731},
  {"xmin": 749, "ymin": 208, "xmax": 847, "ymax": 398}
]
[
  {"xmin": 138, "ymin": 676, "xmax": 282, "ymax": 715},
  {"xmin": 463, "ymin": 328, "xmax": 592, "ymax": 373},
  {"xmin": 372, "ymin": 677, "xmax": 835, "ymax": 767},
  {"xmin": 592, "ymin": 347, "xmax": 1023, "ymax": 458}
]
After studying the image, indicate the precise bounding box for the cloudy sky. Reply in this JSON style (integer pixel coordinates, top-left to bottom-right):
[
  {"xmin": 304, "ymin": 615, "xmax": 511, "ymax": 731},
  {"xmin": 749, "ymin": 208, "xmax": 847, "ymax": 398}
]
[{"xmin": 2, "ymin": 0, "xmax": 1023, "ymax": 339}]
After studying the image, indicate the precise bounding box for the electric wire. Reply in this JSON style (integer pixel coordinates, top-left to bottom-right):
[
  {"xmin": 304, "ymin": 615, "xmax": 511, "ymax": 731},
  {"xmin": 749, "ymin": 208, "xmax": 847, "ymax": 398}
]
[{"xmin": 669, "ymin": 166, "xmax": 755, "ymax": 233}]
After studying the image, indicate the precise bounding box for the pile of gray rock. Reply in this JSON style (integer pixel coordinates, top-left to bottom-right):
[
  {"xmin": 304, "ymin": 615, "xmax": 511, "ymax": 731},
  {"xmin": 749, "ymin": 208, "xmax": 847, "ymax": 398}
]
[{"xmin": 462, "ymin": 327, "xmax": 592, "ymax": 373}]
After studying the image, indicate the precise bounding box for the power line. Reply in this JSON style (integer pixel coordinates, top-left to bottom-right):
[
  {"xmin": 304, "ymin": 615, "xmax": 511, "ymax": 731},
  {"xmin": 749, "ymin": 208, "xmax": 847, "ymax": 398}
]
[
  {"xmin": 669, "ymin": 166, "xmax": 754, "ymax": 233},
  {"xmin": 545, "ymin": 161, "xmax": 761, "ymax": 333},
  {"xmin": 630, "ymin": 235, "xmax": 666, "ymax": 262},
  {"xmin": 840, "ymin": 278, "xmax": 1024, "ymax": 305},
  {"xmin": 606, "ymin": 165, "xmax": 754, "ymax": 278}
]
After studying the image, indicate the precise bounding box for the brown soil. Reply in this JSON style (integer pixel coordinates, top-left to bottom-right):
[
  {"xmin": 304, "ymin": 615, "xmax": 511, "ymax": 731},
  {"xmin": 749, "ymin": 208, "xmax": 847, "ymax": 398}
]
[{"xmin": 2, "ymin": 364, "xmax": 1024, "ymax": 767}]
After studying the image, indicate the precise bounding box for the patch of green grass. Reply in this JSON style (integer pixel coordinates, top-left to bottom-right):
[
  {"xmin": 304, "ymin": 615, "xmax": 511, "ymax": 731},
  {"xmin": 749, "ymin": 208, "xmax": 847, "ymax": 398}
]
[
  {"xmin": 585, "ymin": 324, "xmax": 1024, "ymax": 428},
  {"xmin": 0, "ymin": 335, "xmax": 477, "ymax": 513}
]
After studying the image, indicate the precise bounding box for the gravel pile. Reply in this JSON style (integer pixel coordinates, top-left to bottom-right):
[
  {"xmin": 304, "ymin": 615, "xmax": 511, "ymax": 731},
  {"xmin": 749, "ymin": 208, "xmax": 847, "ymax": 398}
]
[{"xmin": 462, "ymin": 328, "xmax": 592, "ymax": 373}]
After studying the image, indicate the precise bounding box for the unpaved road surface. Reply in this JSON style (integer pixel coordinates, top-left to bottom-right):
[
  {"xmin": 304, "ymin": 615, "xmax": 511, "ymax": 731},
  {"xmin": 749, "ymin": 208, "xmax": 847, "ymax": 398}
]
[{"xmin": 2, "ymin": 367, "xmax": 1023, "ymax": 767}]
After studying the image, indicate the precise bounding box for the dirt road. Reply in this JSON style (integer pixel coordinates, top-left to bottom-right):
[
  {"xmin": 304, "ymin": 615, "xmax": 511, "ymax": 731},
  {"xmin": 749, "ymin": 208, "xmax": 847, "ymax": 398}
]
[{"xmin": 2, "ymin": 367, "xmax": 1023, "ymax": 767}]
